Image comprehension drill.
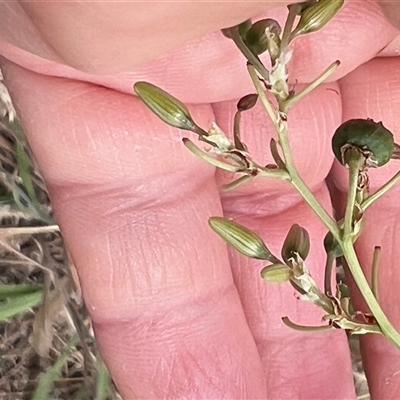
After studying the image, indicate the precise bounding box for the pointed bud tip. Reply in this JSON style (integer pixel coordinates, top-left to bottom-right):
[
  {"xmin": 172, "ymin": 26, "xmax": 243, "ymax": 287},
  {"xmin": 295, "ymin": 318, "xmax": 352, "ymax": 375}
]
[
  {"xmin": 208, "ymin": 217, "xmax": 271, "ymax": 260},
  {"xmin": 261, "ymin": 264, "xmax": 293, "ymax": 283},
  {"xmin": 133, "ymin": 81, "xmax": 200, "ymax": 132}
]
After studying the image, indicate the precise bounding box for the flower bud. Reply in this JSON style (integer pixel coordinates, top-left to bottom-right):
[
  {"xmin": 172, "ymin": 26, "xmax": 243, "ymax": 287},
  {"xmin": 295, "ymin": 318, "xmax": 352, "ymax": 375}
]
[
  {"xmin": 291, "ymin": 0, "xmax": 344, "ymax": 39},
  {"xmin": 323, "ymin": 231, "xmax": 343, "ymax": 257},
  {"xmin": 208, "ymin": 217, "xmax": 272, "ymax": 260},
  {"xmin": 244, "ymin": 19, "xmax": 281, "ymax": 56},
  {"xmin": 281, "ymin": 224, "xmax": 310, "ymax": 264},
  {"xmin": 221, "ymin": 19, "xmax": 252, "ymax": 39},
  {"xmin": 332, "ymin": 119, "xmax": 394, "ymax": 167},
  {"xmin": 237, "ymin": 94, "xmax": 258, "ymax": 112},
  {"xmin": 134, "ymin": 82, "xmax": 203, "ymax": 134},
  {"xmin": 261, "ymin": 264, "xmax": 293, "ymax": 283}
]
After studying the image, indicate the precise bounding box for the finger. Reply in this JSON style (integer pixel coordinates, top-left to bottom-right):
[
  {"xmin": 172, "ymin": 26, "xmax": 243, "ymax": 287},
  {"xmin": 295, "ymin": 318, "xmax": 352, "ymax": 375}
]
[
  {"xmin": 212, "ymin": 83, "xmax": 356, "ymax": 398},
  {"xmin": 0, "ymin": 1, "xmax": 287, "ymax": 73},
  {"xmin": 0, "ymin": 1, "xmax": 397, "ymax": 103},
  {"xmin": 1, "ymin": 60, "xmax": 270, "ymax": 399},
  {"xmin": 332, "ymin": 57, "xmax": 400, "ymax": 398}
]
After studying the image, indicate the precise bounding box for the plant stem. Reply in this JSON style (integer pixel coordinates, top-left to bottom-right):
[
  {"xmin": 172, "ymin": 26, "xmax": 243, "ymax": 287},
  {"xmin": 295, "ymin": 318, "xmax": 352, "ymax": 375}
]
[
  {"xmin": 282, "ymin": 61, "xmax": 340, "ymax": 112},
  {"xmin": 282, "ymin": 316, "xmax": 332, "ymax": 332},
  {"xmin": 371, "ymin": 246, "xmax": 381, "ymax": 300},
  {"xmin": 248, "ymin": 65, "xmax": 340, "ymax": 238},
  {"xmin": 362, "ymin": 169, "xmax": 400, "ymax": 211},
  {"xmin": 280, "ymin": 4, "xmax": 302, "ymax": 53},
  {"xmin": 229, "ymin": 29, "xmax": 270, "ymax": 81},
  {"xmin": 342, "ymin": 240, "xmax": 400, "ymax": 349},
  {"xmin": 324, "ymin": 251, "xmax": 336, "ymax": 295},
  {"xmin": 247, "ymin": 65, "xmax": 277, "ymax": 123},
  {"xmin": 182, "ymin": 138, "xmax": 239, "ymax": 172},
  {"xmin": 343, "ymin": 150, "xmax": 364, "ymax": 240}
]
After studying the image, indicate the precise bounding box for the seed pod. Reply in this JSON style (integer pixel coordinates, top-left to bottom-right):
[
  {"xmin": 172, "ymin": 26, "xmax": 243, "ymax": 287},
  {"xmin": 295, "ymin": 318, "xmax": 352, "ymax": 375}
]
[
  {"xmin": 134, "ymin": 82, "xmax": 203, "ymax": 134},
  {"xmin": 261, "ymin": 264, "xmax": 293, "ymax": 283},
  {"xmin": 332, "ymin": 119, "xmax": 394, "ymax": 167},
  {"xmin": 291, "ymin": 0, "xmax": 344, "ymax": 39},
  {"xmin": 208, "ymin": 217, "xmax": 272, "ymax": 260}
]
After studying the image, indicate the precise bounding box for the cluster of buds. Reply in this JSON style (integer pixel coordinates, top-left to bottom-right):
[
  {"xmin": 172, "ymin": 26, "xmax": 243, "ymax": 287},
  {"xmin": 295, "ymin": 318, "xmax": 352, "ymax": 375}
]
[{"xmin": 133, "ymin": 0, "xmax": 400, "ymax": 342}]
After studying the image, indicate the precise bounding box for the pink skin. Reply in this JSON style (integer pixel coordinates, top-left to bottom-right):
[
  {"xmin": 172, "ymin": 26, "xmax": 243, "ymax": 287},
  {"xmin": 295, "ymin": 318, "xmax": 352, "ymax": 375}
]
[{"xmin": 0, "ymin": 0, "xmax": 400, "ymax": 398}]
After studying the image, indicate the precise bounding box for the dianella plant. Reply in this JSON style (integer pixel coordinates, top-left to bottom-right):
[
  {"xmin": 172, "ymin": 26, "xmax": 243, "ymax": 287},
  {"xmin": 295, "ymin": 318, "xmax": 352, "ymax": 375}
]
[{"xmin": 134, "ymin": 0, "xmax": 400, "ymax": 350}]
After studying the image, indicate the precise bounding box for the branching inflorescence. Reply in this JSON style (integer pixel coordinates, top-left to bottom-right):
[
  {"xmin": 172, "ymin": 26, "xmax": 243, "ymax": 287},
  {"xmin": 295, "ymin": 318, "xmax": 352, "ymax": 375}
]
[{"xmin": 134, "ymin": 0, "xmax": 400, "ymax": 350}]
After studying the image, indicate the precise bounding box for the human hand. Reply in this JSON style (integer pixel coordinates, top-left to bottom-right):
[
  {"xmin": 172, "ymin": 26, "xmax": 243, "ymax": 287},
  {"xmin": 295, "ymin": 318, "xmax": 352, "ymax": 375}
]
[{"xmin": 0, "ymin": 1, "xmax": 400, "ymax": 398}]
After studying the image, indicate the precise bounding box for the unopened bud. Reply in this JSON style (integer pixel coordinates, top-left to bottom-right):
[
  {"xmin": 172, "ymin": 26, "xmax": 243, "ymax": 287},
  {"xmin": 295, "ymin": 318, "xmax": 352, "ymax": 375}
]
[
  {"xmin": 281, "ymin": 224, "xmax": 310, "ymax": 264},
  {"xmin": 261, "ymin": 264, "xmax": 293, "ymax": 283},
  {"xmin": 208, "ymin": 217, "xmax": 272, "ymax": 260},
  {"xmin": 245, "ymin": 19, "xmax": 281, "ymax": 56},
  {"xmin": 291, "ymin": 0, "xmax": 344, "ymax": 39},
  {"xmin": 134, "ymin": 82, "xmax": 203, "ymax": 134},
  {"xmin": 237, "ymin": 94, "xmax": 258, "ymax": 112}
]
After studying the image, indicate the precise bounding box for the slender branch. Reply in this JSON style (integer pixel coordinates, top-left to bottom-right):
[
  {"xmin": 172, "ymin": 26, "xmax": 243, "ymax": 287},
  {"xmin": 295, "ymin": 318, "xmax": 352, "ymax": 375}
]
[
  {"xmin": 362, "ymin": 169, "xmax": 400, "ymax": 211},
  {"xmin": 223, "ymin": 175, "xmax": 252, "ymax": 191},
  {"xmin": 324, "ymin": 252, "xmax": 336, "ymax": 296},
  {"xmin": 248, "ymin": 64, "xmax": 340, "ymax": 238},
  {"xmin": 371, "ymin": 246, "xmax": 381, "ymax": 300},
  {"xmin": 343, "ymin": 150, "xmax": 364, "ymax": 240},
  {"xmin": 280, "ymin": 4, "xmax": 302, "ymax": 52},
  {"xmin": 229, "ymin": 29, "xmax": 270, "ymax": 81},
  {"xmin": 342, "ymin": 240, "xmax": 400, "ymax": 349},
  {"xmin": 247, "ymin": 65, "xmax": 277, "ymax": 125},
  {"xmin": 182, "ymin": 139, "xmax": 239, "ymax": 172},
  {"xmin": 282, "ymin": 316, "xmax": 332, "ymax": 332},
  {"xmin": 282, "ymin": 61, "xmax": 340, "ymax": 112}
]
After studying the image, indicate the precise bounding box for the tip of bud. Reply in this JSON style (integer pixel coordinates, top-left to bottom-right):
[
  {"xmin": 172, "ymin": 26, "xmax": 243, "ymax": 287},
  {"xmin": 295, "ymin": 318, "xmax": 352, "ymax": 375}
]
[
  {"xmin": 208, "ymin": 217, "xmax": 272, "ymax": 260},
  {"xmin": 261, "ymin": 264, "xmax": 293, "ymax": 283},
  {"xmin": 134, "ymin": 81, "xmax": 202, "ymax": 133}
]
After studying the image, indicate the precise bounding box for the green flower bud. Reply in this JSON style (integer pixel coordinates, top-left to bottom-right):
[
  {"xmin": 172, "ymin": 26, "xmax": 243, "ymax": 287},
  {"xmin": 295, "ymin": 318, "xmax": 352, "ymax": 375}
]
[
  {"xmin": 332, "ymin": 119, "xmax": 394, "ymax": 167},
  {"xmin": 244, "ymin": 19, "xmax": 281, "ymax": 56},
  {"xmin": 221, "ymin": 19, "xmax": 252, "ymax": 39},
  {"xmin": 291, "ymin": 0, "xmax": 344, "ymax": 38},
  {"xmin": 134, "ymin": 82, "xmax": 203, "ymax": 134},
  {"xmin": 261, "ymin": 264, "xmax": 293, "ymax": 283},
  {"xmin": 281, "ymin": 224, "xmax": 310, "ymax": 264},
  {"xmin": 208, "ymin": 217, "xmax": 272, "ymax": 260},
  {"xmin": 323, "ymin": 231, "xmax": 343, "ymax": 257}
]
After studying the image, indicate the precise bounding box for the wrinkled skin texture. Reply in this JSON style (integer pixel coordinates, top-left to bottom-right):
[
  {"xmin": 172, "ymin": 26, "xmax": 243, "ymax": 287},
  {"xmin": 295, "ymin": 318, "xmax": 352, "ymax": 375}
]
[{"xmin": 1, "ymin": 0, "xmax": 400, "ymax": 398}]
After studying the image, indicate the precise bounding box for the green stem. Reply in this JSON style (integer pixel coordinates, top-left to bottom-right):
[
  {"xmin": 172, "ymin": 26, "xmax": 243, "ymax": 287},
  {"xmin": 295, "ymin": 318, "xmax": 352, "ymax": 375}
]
[
  {"xmin": 282, "ymin": 61, "xmax": 340, "ymax": 112},
  {"xmin": 343, "ymin": 150, "xmax": 364, "ymax": 240},
  {"xmin": 257, "ymin": 168, "xmax": 290, "ymax": 180},
  {"xmin": 229, "ymin": 29, "xmax": 270, "ymax": 81},
  {"xmin": 282, "ymin": 316, "xmax": 332, "ymax": 332},
  {"xmin": 223, "ymin": 175, "xmax": 252, "ymax": 191},
  {"xmin": 183, "ymin": 138, "xmax": 239, "ymax": 172},
  {"xmin": 342, "ymin": 240, "xmax": 400, "ymax": 349},
  {"xmin": 248, "ymin": 64, "xmax": 340, "ymax": 238},
  {"xmin": 324, "ymin": 252, "xmax": 336, "ymax": 295},
  {"xmin": 280, "ymin": 4, "xmax": 302, "ymax": 52},
  {"xmin": 247, "ymin": 65, "xmax": 277, "ymax": 123},
  {"xmin": 362, "ymin": 169, "xmax": 400, "ymax": 211},
  {"xmin": 371, "ymin": 246, "xmax": 381, "ymax": 300}
]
